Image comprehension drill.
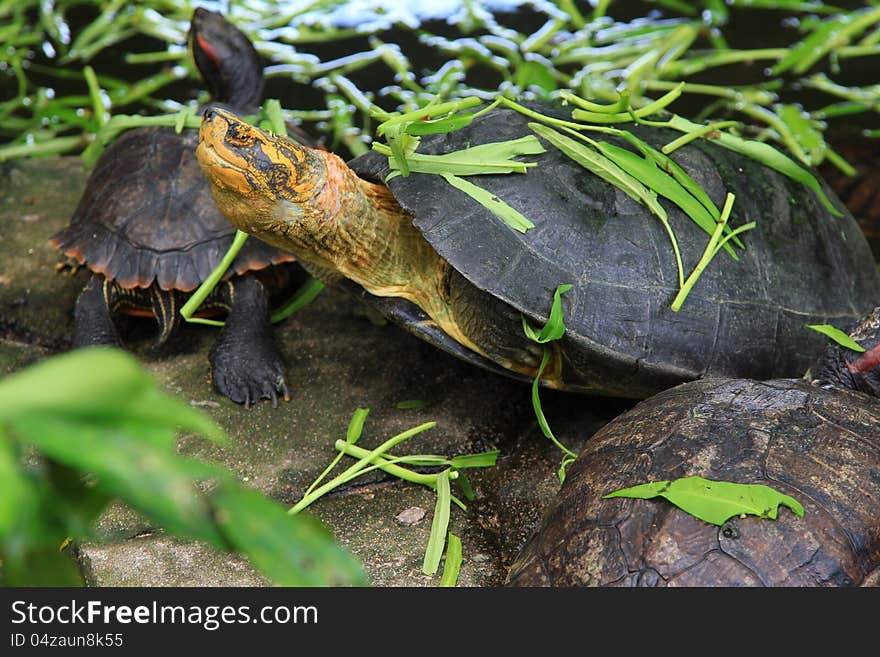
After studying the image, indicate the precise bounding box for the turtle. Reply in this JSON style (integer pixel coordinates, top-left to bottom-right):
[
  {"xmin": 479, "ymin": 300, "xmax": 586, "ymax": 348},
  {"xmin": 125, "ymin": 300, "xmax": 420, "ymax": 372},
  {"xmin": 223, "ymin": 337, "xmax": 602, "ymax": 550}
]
[
  {"xmin": 194, "ymin": 102, "xmax": 879, "ymax": 400},
  {"xmin": 49, "ymin": 8, "xmax": 307, "ymax": 407},
  {"xmin": 505, "ymin": 306, "xmax": 880, "ymax": 587}
]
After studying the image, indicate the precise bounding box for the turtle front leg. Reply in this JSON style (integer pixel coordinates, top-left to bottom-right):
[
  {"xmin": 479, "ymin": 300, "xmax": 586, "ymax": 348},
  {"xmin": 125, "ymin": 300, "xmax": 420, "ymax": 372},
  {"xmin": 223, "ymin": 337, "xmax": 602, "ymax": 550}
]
[
  {"xmin": 209, "ymin": 276, "xmax": 290, "ymax": 408},
  {"xmin": 72, "ymin": 274, "xmax": 123, "ymax": 348}
]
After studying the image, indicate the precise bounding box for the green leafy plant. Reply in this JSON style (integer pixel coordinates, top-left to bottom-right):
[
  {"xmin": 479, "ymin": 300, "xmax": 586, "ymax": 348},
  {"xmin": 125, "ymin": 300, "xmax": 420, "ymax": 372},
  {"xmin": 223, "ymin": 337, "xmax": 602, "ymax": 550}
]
[
  {"xmin": 0, "ymin": 347, "xmax": 365, "ymax": 586},
  {"xmin": 603, "ymin": 476, "xmax": 805, "ymax": 526}
]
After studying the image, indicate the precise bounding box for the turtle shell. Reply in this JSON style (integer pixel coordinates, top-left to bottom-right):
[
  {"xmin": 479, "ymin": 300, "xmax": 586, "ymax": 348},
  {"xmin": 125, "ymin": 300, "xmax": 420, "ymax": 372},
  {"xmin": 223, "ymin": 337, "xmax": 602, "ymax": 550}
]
[
  {"xmin": 350, "ymin": 106, "xmax": 880, "ymax": 398},
  {"xmin": 50, "ymin": 125, "xmax": 294, "ymax": 292},
  {"xmin": 506, "ymin": 377, "xmax": 880, "ymax": 587}
]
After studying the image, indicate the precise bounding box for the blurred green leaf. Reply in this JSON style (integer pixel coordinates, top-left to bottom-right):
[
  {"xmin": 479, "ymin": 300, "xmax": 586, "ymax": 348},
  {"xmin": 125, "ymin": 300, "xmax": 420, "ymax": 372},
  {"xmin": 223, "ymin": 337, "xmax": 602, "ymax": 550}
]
[
  {"xmin": 515, "ymin": 60, "xmax": 557, "ymax": 95},
  {"xmin": 212, "ymin": 484, "xmax": 367, "ymax": 587},
  {"xmin": 0, "ymin": 347, "xmax": 150, "ymax": 422},
  {"xmin": 2, "ymin": 544, "xmax": 85, "ymax": 587},
  {"xmin": 0, "ymin": 435, "xmax": 30, "ymax": 538},
  {"xmin": 11, "ymin": 416, "xmax": 229, "ymax": 546}
]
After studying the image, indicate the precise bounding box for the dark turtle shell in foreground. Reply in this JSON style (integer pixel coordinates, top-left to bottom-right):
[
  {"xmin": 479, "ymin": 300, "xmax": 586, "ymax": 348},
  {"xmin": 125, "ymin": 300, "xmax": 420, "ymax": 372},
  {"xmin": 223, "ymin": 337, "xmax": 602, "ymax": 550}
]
[
  {"xmin": 350, "ymin": 105, "xmax": 880, "ymax": 398},
  {"xmin": 49, "ymin": 8, "xmax": 304, "ymax": 406},
  {"xmin": 507, "ymin": 373, "xmax": 880, "ymax": 586}
]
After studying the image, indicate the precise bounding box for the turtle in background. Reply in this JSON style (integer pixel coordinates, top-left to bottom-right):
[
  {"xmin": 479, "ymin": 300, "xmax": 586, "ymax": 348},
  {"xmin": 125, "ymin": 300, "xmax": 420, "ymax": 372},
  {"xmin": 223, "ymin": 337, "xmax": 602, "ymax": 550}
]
[
  {"xmin": 506, "ymin": 307, "xmax": 880, "ymax": 587},
  {"xmin": 194, "ymin": 104, "xmax": 878, "ymax": 399},
  {"xmin": 50, "ymin": 8, "xmax": 308, "ymax": 407}
]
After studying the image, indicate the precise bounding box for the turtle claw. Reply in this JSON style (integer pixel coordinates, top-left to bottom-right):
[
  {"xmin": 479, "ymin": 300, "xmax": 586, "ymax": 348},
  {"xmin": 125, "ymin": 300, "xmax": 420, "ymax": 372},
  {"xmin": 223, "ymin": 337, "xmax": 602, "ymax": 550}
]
[{"xmin": 209, "ymin": 353, "xmax": 290, "ymax": 408}]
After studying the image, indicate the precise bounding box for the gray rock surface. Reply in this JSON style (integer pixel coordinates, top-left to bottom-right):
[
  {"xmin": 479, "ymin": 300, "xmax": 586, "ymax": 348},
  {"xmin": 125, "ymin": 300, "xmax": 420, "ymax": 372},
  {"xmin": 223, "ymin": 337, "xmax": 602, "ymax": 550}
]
[{"xmin": 0, "ymin": 156, "xmax": 626, "ymax": 587}]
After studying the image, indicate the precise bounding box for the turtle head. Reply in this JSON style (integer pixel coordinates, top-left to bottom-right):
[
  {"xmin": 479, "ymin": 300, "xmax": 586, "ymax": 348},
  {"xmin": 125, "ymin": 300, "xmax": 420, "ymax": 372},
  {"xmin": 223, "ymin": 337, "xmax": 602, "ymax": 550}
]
[
  {"xmin": 813, "ymin": 306, "xmax": 880, "ymax": 398},
  {"xmin": 189, "ymin": 8, "xmax": 263, "ymax": 108},
  {"xmin": 197, "ymin": 107, "xmax": 345, "ymax": 252}
]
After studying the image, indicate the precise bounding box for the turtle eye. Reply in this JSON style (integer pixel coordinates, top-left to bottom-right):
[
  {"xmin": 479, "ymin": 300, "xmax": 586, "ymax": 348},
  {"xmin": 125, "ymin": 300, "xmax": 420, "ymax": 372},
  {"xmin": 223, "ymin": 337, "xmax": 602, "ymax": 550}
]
[{"xmin": 225, "ymin": 124, "xmax": 256, "ymax": 147}]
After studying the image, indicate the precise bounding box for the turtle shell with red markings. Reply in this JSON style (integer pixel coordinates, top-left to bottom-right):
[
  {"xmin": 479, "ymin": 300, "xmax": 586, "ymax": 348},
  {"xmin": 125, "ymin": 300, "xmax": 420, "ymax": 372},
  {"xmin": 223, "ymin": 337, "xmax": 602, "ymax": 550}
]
[{"xmin": 49, "ymin": 8, "xmax": 307, "ymax": 407}]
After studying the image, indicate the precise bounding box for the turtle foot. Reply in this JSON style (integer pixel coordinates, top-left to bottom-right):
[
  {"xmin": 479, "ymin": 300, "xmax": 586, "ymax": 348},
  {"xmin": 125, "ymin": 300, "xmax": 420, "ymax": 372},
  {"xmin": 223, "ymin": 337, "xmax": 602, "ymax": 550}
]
[{"xmin": 209, "ymin": 339, "xmax": 290, "ymax": 408}]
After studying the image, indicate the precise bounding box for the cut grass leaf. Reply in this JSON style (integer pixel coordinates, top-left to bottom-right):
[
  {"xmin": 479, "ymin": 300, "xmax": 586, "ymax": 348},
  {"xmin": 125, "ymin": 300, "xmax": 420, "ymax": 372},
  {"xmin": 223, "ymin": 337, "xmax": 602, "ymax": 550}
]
[
  {"xmin": 523, "ymin": 284, "xmax": 578, "ymax": 482},
  {"xmin": 522, "ymin": 283, "xmax": 573, "ymax": 343},
  {"xmin": 439, "ymin": 532, "xmax": 463, "ymax": 587},
  {"xmin": 529, "ymin": 123, "xmax": 685, "ymax": 288},
  {"xmin": 559, "ymin": 88, "xmax": 630, "ymax": 114},
  {"xmin": 290, "ymin": 421, "xmax": 437, "ymax": 514},
  {"xmin": 181, "ymin": 230, "xmax": 250, "ymax": 328},
  {"xmin": 442, "ymin": 173, "xmax": 535, "ymax": 233},
  {"xmin": 597, "ymin": 140, "xmax": 734, "ymax": 261},
  {"xmin": 302, "ymin": 408, "xmax": 370, "ymax": 500},
  {"xmin": 528, "ymin": 123, "xmax": 659, "ymax": 211},
  {"xmin": 806, "ymin": 324, "xmax": 866, "ymax": 353},
  {"xmin": 404, "ymin": 113, "xmax": 474, "ymax": 135},
  {"xmin": 384, "ymin": 122, "xmax": 417, "ymax": 177},
  {"xmin": 604, "ymin": 475, "xmax": 804, "ymax": 526},
  {"xmin": 664, "ymin": 115, "xmax": 842, "ymax": 217},
  {"xmin": 619, "ymin": 130, "xmax": 743, "ymax": 255},
  {"xmin": 376, "ymin": 97, "xmax": 482, "ymax": 136},
  {"xmin": 449, "ymin": 451, "xmax": 500, "ymax": 470},
  {"xmin": 671, "ymin": 193, "xmax": 756, "ymax": 312},
  {"xmin": 423, "ymin": 469, "xmax": 451, "ymax": 575},
  {"xmin": 375, "ymin": 134, "xmax": 545, "ymax": 177}
]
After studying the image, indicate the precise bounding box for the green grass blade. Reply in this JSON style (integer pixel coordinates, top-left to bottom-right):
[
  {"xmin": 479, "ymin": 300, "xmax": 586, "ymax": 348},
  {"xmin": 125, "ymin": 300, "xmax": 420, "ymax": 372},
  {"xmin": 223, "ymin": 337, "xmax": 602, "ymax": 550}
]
[
  {"xmin": 180, "ymin": 230, "xmax": 250, "ymax": 326},
  {"xmin": 528, "ymin": 123, "xmax": 655, "ymax": 209},
  {"xmin": 806, "ymin": 324, "xmax": 866, "ymax": 352},
  {"xmin": 596, "ymin": 141, "xmax": 738, "ymax": 259},
  {"xmin": 404, "ymin": 113, "xmax": 474, "ymax": 135},
  {"xmin": 270, "ymin": 276, "xmax": 325, "ymax": 323},
  {"xmin": 449, "ymin": 451, "xmax": 500, "ymax": 469},
  {"xmin": 442, "ymin": 174, "xmax": 535, "ymax": 233},
  {"xmin": 423, "ymin": 470, "xmax": 451, "ymax": 575},
  {"xmin": 665, "ymin": 115, "xmax": 842, "ymax": 217},
  {"xmin": 303, "ymin": 408, "xmax": 371, "ymax": 499},
  {"xmin": 439, "ymin": 532, "xmax": 463, "ymax": 587},
  {"xmin": 522, "ymin": 283, "xmax": 573, "ymax": 343}
]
